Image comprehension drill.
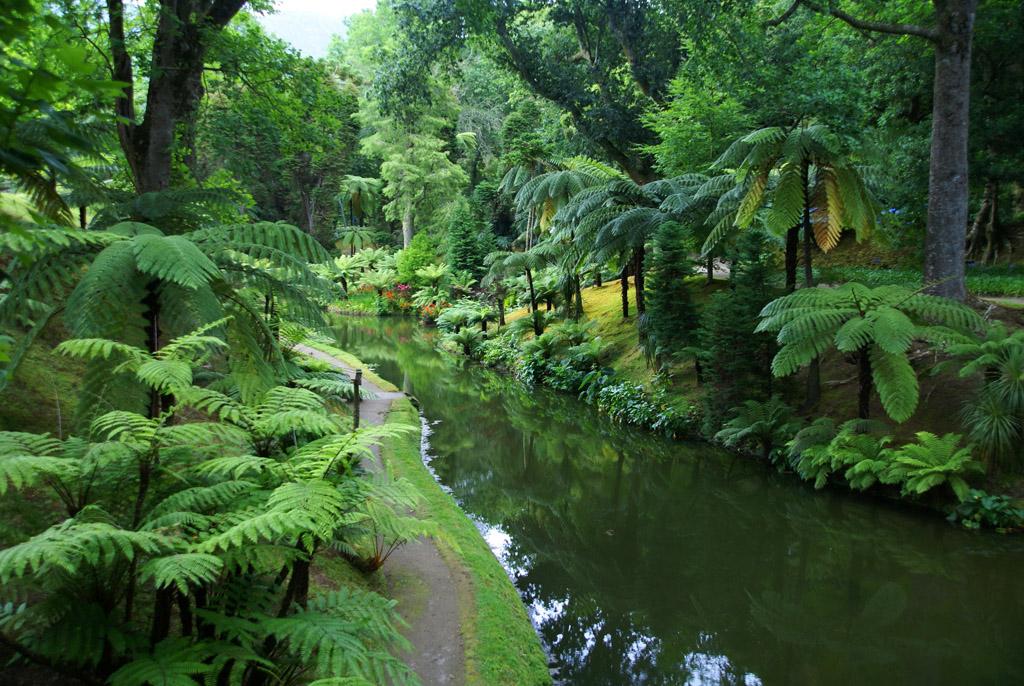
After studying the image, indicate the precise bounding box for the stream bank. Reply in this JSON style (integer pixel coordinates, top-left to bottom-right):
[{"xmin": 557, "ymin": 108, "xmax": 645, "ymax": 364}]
[{"xmin": 331, "ymin": 315, "xmax": 1024, "ymax": 685}]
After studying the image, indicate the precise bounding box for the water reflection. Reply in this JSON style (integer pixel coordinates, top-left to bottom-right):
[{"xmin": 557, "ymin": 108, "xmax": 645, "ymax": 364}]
[{"xmin": 332, "ymin": 317, "xmax": 1024, "ymax": 685}]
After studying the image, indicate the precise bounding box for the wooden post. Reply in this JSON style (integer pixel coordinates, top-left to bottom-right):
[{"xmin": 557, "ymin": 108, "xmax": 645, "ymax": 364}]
[{"xmin": 353, "ymin": 369, "xmax": 362, "ymax": 429}]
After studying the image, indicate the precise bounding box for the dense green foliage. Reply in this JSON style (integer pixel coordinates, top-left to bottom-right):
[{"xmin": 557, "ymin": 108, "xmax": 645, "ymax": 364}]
[{"xmin": 2, "ymin": 0, "xmax": 1024, "ymax": 680}]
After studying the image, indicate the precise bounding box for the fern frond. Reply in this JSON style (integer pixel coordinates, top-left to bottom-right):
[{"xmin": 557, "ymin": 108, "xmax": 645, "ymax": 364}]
[
  {"xmin": 109, "ymin": 638, "xmax": 213, "ymax": 686},
  {"xmin": 132, "ymin": 234, "xmax": 223, "ymax": 289},
  {"xmin": 148, "ymin": 481, "xmax": 259, "ymax": 521},
  {"xmin": 193, "ymin": 455, "xmax": 283, "ymax": 480},
  {"xmin": 140, "ymin": 553, "xmax": 224, "ymax": 594},
  {"xmin": 0, "ymin": 521, "xmax": 167, "ymax": 581},
  {"xmin": 198, "ymin": 510, "xmax": 315, "ymax": 553},
  {"xmin": 869, "ymin": 348, "xmax": 918, "ymax": 423}
]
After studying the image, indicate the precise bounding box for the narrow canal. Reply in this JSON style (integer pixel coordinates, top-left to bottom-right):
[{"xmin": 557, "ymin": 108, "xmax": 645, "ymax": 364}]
[{"xmin": 332, "ymin": 316, "xmax": 1024, "ymax": 685}]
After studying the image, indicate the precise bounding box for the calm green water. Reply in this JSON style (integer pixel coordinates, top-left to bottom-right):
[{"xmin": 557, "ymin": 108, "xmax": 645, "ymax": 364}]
[{"xmin": 331, "ymin": 316, "xmax": 1024, "ymax": 686}]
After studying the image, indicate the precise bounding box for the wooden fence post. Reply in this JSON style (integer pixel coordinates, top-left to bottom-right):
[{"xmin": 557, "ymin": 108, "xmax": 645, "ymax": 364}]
[{"xmin": 353, "ymin": 369, "xmax": 362, "ymax": 429}]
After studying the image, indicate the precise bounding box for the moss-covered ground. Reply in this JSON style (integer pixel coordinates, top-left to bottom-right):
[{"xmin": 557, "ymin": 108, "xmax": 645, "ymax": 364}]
[{"xmin": 382, "ymin": 398, "xmax": 551, "ymax": 686}]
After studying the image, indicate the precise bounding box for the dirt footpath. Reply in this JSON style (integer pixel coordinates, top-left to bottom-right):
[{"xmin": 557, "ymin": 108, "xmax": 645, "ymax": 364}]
[{"xmin": 295, "ymin": 344, "xmax": 466, "ymax": 686}]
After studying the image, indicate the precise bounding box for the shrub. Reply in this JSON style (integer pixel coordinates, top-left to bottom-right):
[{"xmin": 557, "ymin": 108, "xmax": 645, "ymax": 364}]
[
  {"xmin": 395, "ymin": 231, "xmax": 436, "ymax": 284},
  {"xmin": 881, "ymin": 432, "xmax": 982, "ymax": 502},
  {"xmin": 714, "ymin": 396, "xmax": 799, "ymax": 463},
  {"xmin": 786, "ymin": 418, "xmax": 892, "ymax": 489},
  {"xmin": 949, "ymin": 489, "xmax": 1024, "ymax": 530},
  {"xmin": 697, "ymin": 230, "xmax": 777, "ymax": 433}
]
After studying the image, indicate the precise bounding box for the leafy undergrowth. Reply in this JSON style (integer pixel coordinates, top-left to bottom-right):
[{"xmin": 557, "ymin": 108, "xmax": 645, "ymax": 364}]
[
  {"xmin": 333, "ymin": 291, "xmax": 384, "ymax": 316},
  {"xmin": 0, "ymin": 320, "xmax": 83, "ymax": 435},
  {"xmin": 503, "ymin": 278, "xmax": 1024, "ymax": 500},
  {"xmin": 506, "ymin": 276, "xmax": 725, "ymax": 398},
  {"xmin": 382, "ymin": 398, "xmax": 551, "ymax": 686}
]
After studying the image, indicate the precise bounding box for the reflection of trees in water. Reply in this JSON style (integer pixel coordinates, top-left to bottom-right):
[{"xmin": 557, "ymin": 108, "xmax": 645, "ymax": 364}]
[{"xmin": 331, "ymin": 316, "xmax": 1024, "ymax": 686}]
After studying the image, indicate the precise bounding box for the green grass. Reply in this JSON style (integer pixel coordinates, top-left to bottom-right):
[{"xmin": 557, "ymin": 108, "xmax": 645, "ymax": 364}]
[
  {"xmin": 382, "ymin": 398, "xmax": 551, "ymax": 686},
  {"xmin": 333, "ymin": 291, "xmax": 381, "ymax": 315},
  {"xmin": 815, "ymin": 264, "xmax": 1024, "ymax": 297},
  {"xmin": 300, "ymin": 339, "xmax": 399, "ymax": 392},
  {"xmin": 505, "ymin": 276, "xmax": 724, "ymax": 407}
]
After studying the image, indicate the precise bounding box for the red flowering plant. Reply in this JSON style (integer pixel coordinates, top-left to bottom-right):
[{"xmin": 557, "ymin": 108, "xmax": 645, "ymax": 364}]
[{"xmin": 419, "ymin": 302, "xmax": 439, "ymax": 324}]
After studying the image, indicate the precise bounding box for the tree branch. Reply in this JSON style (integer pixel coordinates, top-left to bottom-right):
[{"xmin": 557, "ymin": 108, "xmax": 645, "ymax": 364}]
[
  {"xmin": 105, "ymin": 0, "xmax": 134, "ymax": 123},
  {"xmin": 766, "ymin": 0, "xmax": 802, "ymax": 27},
  {"xmin": 766, "ymin": 0, "xmax": 938, "ymax": 42},
  {"xmin": 825, "ymin": 1, "xmax": 938, "ymax": 41},
  {"xmin": 205, "ymin": 0, "xmax": 248, "ymax": 29},
  {"xmin": 105, "ymin": 0, "xmax": 138, "ymax": 186}
]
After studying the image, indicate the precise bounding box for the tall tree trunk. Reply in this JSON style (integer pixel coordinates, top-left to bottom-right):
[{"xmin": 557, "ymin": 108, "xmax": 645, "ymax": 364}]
[
  {"xmin": 620, "ymin": 263, "xmax": 630, "ymax": 318},
  {"xmin": 78, "ymin": 205, "xmax": 87, "ymax": 229},
  {"xmin": 786, "ymin": 0, "xmax": 979, "ymax": 300},
  {"xmin": 785, "ymin": 227, "xmax": 799, "ymax": 292},
  {"xmin": 966, "ymin": 178, "xmax": 995, "ymax": 257},
  {"xmin": 574, "ymin": 275, "xmax": 584, "ymax": 320},
  {"xmin": 633, "ymin": 246, "xmax": 646, "ymax": 314},
  {"xmin": 106, "ymin": 0, "xmax": 248, "ymax": 193},
  {"xmin": 922, "ymin": 0, "xmax": 978, "ymax": 301},
  {"xmin": 593, "ymin": 267, "xmax": 602, "ymax": 288},
  {"xmin": 858, "ymin": 347, "xmax": 872, "ymax": 419},
  {"xmin": 496, "ymin": 289, "xmax": 506, "ymax": 326},
  {"xmin": 524, "ymin": 268, "xmax": 538, "ymax": 313},
  {"xmin": 150, "ymin": 587, "xmax": 173, "ymax": 644},
  {"xmin": 802, "ymin": 169, "xmax": 820, "ymax": 409},
  {"xmin": 981, "ymin": 185, "xmax": 997, "ymax": 264},
  {"xmin": 177, "ymin": 590, "xmax": 193, "ymax": 636},
  {"xmin": 401, "ymin": 208, "xmax": 414, "ymax": 248},
  {"xmin": 706, "ymin": 254, "xmax": 714, "ymax": 284}
]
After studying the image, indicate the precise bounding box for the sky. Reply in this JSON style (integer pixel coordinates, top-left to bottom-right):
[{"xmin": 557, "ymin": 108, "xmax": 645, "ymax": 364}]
[{"xmin": 255, "ymin": 0, "xmax": 377, "ymax": 58}]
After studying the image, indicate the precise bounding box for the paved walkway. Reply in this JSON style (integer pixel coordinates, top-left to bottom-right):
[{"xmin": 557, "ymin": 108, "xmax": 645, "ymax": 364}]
[{"xmin": 295, "ymin": 344, "xmax": 466, "ymax": 686}]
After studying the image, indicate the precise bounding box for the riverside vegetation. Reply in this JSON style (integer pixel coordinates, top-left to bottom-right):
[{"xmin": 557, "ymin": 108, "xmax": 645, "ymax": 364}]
[{"xmin": 1, "ymin": 0, "xmax": 1024, "ymax": 684}]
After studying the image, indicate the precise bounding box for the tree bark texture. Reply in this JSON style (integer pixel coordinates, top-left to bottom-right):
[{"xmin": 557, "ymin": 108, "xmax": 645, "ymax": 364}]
[{"xmin": 106, "ymin": 0, "xmax": 247, "ymax": 194}]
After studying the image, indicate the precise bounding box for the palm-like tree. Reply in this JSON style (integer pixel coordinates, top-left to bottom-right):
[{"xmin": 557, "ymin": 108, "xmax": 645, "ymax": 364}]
[
  {"xmin": 757, "ymin": 283, "xmax": 983, "ymax": 422},
  {"xmin": 556, "ymin": 178, "xmax": 667, "ymax": 318},
  {"xmin": 332, "ymin": 254, "xmax": 364, "ymax": 293},
  {"xmin": 485, "ymin": 250, "xmax": 546, "ymax": 334},
  {"xmin": 359, "ymin": 268, "xmax": 397, "ymax": 296},
  {"xmin": 414, "ymin": 264, "xmax": 450, "ymax": 289},
  {"xmin": 708, "ymin": 123, "xmax": 878, "ymax": 292},
  {"xmin": 335, "ymin": 225, "xmax": 375, "ymax": 256},
  {"xmin": 337, "ymin": 175, "xmax": 382, "ymax": 226}
]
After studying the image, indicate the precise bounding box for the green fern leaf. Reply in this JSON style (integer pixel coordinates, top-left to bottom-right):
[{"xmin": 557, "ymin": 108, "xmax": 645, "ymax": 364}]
[
  {"xmin": 140, "ymin": 553, "xmax": 224, "ymax": 594},
  {"xmin": 132, "ymin": 234, "xmax": 222, "ymax": 290},
  {"xmin": 870, "ymin": 347, "xmax": 918, "ymax": 423}
]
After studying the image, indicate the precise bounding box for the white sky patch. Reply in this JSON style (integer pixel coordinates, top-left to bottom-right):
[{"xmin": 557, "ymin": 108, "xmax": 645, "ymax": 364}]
[{"xmin": 255, "ymin": 0, "xmax": 378, "ymax": 58}]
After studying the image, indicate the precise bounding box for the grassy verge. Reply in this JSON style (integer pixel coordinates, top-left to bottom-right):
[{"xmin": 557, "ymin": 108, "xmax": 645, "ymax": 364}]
[
  {"xmin": 382, "ymin": 398, "xmax": 551, "ymax": 686},
  {"xmin": 505, "ymin": 276, "xmax": 724, "ymax": 407},
  {"xmin": 299, "ymin": 339, "xmax": 399, "ymax": 392},
  {"xmin": 815, "ymin": 264, "xmax": 1024, "ymax": 297}
]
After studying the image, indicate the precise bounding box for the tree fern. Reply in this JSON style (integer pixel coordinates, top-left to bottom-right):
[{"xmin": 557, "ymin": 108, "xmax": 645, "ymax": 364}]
[{"xmin": 758, "ymin": 283, "xmax": 983, "ymax": 422}]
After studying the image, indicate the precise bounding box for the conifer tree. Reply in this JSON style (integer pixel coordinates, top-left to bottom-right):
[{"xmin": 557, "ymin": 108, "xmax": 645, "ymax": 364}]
[
  {"xmin": 697, "ymin": 230, "xmax": 778, "ymax": 433},
  {"xmin": 644, "ymin": 220, "xmax": 699, "ymax": 367},
  {"xmin": 446, "ymin": 203, "xmax": 484, "ymax": 278}
]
